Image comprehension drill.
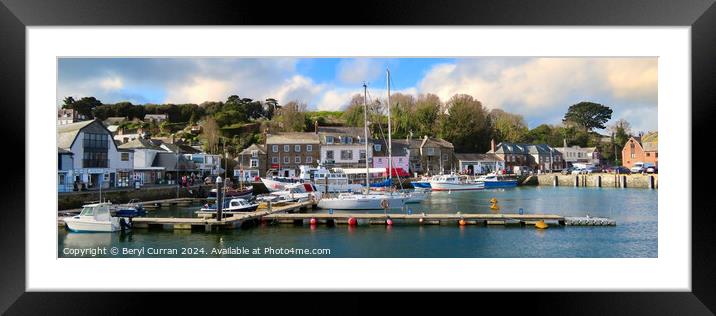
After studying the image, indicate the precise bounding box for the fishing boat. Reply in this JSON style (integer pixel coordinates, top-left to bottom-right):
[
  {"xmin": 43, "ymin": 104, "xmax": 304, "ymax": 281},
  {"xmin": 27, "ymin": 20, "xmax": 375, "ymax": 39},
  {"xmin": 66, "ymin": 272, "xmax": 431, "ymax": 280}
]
[
  {"xmin": 475, "ymin": 173, "xmax": 518, "ymax": 188},
  {"xmin": 199, "ymin": 198, "xmax": 259, "ymax": 213},
  {"xmin": 429, "ymin": 174, "xmax": 485, "ymax": 191},
  {"xmin": 260, "ymin": 176, "xmax": 301, "ymax": 192},
  {"xmin": 64, "ymin": 202, "xmax": 132, "ymax": 232}
]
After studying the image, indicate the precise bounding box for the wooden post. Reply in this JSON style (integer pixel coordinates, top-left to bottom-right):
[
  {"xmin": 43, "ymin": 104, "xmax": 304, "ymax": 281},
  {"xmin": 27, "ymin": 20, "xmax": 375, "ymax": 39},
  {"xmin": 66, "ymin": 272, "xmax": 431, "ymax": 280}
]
[
  {"xmin": 553, "ymin": 175, "xmax": 558, "ymax": 186},
  {"xmin": 596, "ymin": 175, "xmax": 601, "ymax": 187},
  {"xmin": 649, "ymin": 175, "xmax": 655, "ymax": 189},
  {"xmin": 574, "ymin": 176, "xmax": 579, "ymax": 187},
  {"xmin": 621, "ymin": 175, "xmax": 627, "ymax": 188}
]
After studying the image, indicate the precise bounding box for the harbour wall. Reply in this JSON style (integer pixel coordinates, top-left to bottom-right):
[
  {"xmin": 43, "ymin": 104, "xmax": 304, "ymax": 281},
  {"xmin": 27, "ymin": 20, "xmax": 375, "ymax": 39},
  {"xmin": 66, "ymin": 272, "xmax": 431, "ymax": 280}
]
[
  {"xmin": 533, "ymin": 174, "xmax": 658, "ymax": 189},
  {"xmin": 58, "ymin": 185, "xmax": 211, "ymax": 210}
]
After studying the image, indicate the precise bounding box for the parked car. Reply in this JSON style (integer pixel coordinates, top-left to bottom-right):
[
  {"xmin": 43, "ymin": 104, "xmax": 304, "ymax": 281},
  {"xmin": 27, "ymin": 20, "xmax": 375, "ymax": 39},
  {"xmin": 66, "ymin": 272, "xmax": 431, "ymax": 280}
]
[
  {"xmin": 571, "ymin": 168, "xmax": 584, "ymax": 175},
  {"xmin": 646, "ymin": 165, "xmax": 658, "ymax": 174},
  {"xmin": 606, "ymin": 166, "xmax": 631, "ymax": 174},
  {"xmin": 630, "ymin": 162, "xmax": 646, "ymax": 174},
  {"xmin": 561, "ymin": 167, "xmax": 575, "ymax": 175},
  {"xmin": 584, "ymin": 166, "xmax": 601, "ymax": 174}
]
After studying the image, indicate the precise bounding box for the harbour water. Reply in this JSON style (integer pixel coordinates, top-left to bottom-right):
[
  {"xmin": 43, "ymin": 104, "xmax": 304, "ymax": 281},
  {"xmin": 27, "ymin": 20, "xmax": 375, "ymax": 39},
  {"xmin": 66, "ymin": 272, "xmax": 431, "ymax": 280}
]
[{"xmin": 58, "ymin": 186, "xmax": 657, "ymax": 258}]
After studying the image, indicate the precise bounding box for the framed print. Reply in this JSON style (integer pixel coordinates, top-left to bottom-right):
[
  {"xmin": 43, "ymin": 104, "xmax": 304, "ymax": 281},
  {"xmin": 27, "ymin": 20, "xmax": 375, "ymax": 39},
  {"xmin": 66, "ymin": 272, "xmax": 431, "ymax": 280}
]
[{"xmin": 2, "ymin": 0, "xmax": 715, "ymax": 314}]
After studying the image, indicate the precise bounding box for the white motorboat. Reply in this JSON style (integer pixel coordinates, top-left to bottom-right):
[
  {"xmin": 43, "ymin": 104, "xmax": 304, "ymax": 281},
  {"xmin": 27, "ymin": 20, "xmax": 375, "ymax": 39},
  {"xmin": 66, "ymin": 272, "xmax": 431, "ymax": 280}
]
[
  {"xmin": 317, "ymin": 192, "xmax": 408, "ymax": 210},
  {"xmin": 199, "ymin": 198, "xmax": 259, "ymax": 213},
  {"xmin": 429, "ymin": 174, "xmax": 485, "ymax": 191},
  {"xmin": 402, "ymin": 190, "xmax": 428, "ymax": 204},
  {"xmin": 260, "ymin": 176, "xmax": 300, "ymax": 192},
  {"xmin": 257, "ymin": 183, "xmax": 322, "ymax": 203},
  {"xmin": 64, "ymin": 202, "xmax": 131, "ymax": 232},
  {"xmin": 310, "ymin": 167, "xmax": 365, "ymax": 193}
]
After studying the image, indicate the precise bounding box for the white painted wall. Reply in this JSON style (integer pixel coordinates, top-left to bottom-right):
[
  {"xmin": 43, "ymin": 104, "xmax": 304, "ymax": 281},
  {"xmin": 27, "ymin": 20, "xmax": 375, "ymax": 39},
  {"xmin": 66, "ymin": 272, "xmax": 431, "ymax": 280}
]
[{"xmin": 320, "ymin": 145, "xmax": 373, "ymax": 164}]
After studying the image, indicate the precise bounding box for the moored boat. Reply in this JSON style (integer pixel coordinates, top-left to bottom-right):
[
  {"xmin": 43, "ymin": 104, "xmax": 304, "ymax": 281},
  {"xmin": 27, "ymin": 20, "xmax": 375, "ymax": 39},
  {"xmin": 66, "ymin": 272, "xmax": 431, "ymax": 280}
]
[
  {"xmin": 64, "ymin": 202, "xmax": 131, "ymax": 232},
  {"xmin": 317, "ymin": 192, "xmax": 408, "ymax": 210},
  {"xmin": 476, "ymin": 174, "xmax": 518, "ymax": 188},
  {"xmin": 429, "ymin": 174, "xmax": 485, "ymax": 191},
  {"xmin": 199, "ymin": 198, "xmax": 259, "ymax": 213}
]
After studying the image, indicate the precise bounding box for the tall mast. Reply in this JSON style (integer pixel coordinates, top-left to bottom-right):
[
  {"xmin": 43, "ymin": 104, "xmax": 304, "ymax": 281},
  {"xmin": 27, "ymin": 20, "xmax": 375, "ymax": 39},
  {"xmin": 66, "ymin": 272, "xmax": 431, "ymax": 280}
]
[
  {"xmin": 363, "ymin": 82, "xmax": 370, "ymax": 193},
  {"xmin": 386, "ymin": 68, "xmax": 392, "ymax": 188}
]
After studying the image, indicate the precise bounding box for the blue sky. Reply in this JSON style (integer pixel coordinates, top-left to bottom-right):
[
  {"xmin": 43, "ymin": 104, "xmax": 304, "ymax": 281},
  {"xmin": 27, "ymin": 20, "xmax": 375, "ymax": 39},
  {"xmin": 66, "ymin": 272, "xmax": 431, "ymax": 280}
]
[{"xmin": 58, "ymin": 57, "xmax": 657, "ymax": 133}]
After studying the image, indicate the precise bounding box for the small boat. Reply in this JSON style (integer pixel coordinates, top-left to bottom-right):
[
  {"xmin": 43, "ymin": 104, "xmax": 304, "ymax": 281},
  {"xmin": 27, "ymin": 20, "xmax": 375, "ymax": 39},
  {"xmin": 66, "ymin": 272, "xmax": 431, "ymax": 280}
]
[
  {"xmin": 429, "ymin": 174, "xmax": 485, "ymax": 191},
  {"xmin": 475, "ymin": 173, "xmax": 518, "ymax": 188},
  {"xmin": 410, "ymin": 176, "xmax": 433, "ymax": 189},
  {"xmin": 64, "ymin": 202, "xmax": 131, "ymax": 232},
  {"xmin": 112, "ymin": 199, "xmax": 147, "ymax": 218},
  {"xmin": 317, "ymin": 192, "xmax": 408, "ymax": 210},
  {"xmin": 199, "ymin": 198, "xmax": 259, "ymax": 213},
  {"xmin": 260, "ymin": 176, "xmax": 301, "ymax": 192},
  {"xmin": 257, "ymin": 183, "xmax": 322, "ymax": 203},
  {"xmin": 208, "ymin": 186, "xmax": 253, "ymax": 201}
]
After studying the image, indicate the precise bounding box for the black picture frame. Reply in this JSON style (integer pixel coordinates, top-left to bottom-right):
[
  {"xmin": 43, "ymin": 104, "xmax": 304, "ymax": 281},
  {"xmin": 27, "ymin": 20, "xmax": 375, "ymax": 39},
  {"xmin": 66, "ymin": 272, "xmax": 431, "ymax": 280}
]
[{"xmin": 1, "ymin": 0, "xmax": 714, "ymax": 314}]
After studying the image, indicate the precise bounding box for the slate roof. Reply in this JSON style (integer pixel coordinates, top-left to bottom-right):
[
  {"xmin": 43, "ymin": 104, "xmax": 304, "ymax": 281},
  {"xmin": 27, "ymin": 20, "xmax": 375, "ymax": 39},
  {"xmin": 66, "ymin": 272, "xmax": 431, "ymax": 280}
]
[
  {"xmin": 57, "ymin": 147, "xmax": 73, "ymax": 155},
  {"xmin": 454, "ymin": 153, "xmax": 502, "ymax": 162},
  {"xmin": 266, "ymin": 132, "xmax": 320, "ymax": 144},
  {"xmin": 118, "ymin": 138, "xmax": 163, "ymax": 150},
  {"xmin": 57, "ymin": 120, "xmax": 97, "ymax": 149},
  {"xmin": 151, "ymin": 152, "xmax": 196, "ymax": 171},
  {"xmin": 318, "ymin": 126, "xmax": 371, "ymax": 144},
  {"xmin": 238, "ymin": 143, "xmax": 266, "ymax": 155}
]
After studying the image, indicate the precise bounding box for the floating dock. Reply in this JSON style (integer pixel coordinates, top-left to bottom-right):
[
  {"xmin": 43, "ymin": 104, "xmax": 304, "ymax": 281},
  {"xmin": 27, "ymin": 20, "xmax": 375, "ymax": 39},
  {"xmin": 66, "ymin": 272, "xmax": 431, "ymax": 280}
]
[{"xmin": 264, "ymin": 213, "xmax": 571, "ymax": 226}]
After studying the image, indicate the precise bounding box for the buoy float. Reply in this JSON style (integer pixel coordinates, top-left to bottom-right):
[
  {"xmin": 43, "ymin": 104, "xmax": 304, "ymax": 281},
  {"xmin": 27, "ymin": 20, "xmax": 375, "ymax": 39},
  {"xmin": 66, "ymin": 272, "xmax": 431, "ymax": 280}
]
[
  {"xmin": 535, "ymin": 220, "xmax": 548, "ymax": 229},
  {"xmin": 386, "ymin": 218, "xmax": 393, "ymax": 226},
  {"xmin": 419, "ymin": 217, "xmax": 424, "ymax": 223},
  {"xmin": 347, "ymin": 217, "xmax": 357, "ymax": 226},
  {"xmin": 459, "ymin": 219, "xmax": 466, "ymax": 226},
  {"xmin": 490, "ymin": 197, "xmax": 500, "ymax": 211},
  {"xmin": 309, "ymin": 218, "xmax": 317, "ymax": 225}
]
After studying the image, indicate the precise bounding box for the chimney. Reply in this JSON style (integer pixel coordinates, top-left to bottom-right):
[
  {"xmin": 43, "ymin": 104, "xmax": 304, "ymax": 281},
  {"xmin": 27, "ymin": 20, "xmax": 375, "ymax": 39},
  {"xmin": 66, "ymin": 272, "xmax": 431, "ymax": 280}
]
[
  {"xmin": 490, "ymin": 139, "xmax": 495, "ymax": 152},
  {"xmin": 314, "ymin": 120, "xmax": 319, "ymax": 134},
  {"xmin": 563, "ymin": 138, "xmax": 567, "ymax": 148}
]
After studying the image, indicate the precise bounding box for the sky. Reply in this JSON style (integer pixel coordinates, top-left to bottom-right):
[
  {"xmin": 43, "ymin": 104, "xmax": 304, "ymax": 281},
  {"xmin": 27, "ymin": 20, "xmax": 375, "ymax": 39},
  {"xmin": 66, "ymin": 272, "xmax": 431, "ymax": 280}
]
[{"xmin": 58, "ymin": 57, "xmax": 658, "ymax": 133}]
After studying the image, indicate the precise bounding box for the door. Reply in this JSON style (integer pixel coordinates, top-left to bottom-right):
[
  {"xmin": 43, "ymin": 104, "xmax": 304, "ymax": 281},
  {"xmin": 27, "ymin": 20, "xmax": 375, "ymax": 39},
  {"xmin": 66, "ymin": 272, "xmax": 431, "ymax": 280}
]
[{"xmin": 109, "ymin": 173, "xmax": 115, "ymax": 188}]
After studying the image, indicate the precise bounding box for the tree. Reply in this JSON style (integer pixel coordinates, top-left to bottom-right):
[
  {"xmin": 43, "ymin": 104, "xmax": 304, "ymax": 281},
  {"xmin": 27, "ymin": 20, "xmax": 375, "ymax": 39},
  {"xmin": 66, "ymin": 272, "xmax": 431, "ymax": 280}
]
[
  {"xmin": 202, "ymin": 117, "xmax": 220, "ymax": 154},
  {"xmin": 562, "ymin": 101, "xmax": 613, "ymax": 132},
  {"xmin": 413, "ymin": 94, "xmax": 442, "ymax": 138},
  {"xmin": 62, "ymin": 97, "xmax": 75, "ymax": 108},
  {"xmin": 439, "ymin": 94, "xmax": 493, "ymax": 153},
  {"xmin": 64, "ymin": 96, "xmax": 101, "ymax": 118},
  {"xmin": 264, "ymin": 98, "xmax": 279, "ymax": 119},
  {"xmin": 273, "ymin": 101, "xmax": 307, "ymax": 132},
  {"xmin": 490, "ymin": 109, "xmax": 529, "ymax": 143},
  {"xmin": 342, "ymin": 94, "xmax": 367, "ymax": 127}
]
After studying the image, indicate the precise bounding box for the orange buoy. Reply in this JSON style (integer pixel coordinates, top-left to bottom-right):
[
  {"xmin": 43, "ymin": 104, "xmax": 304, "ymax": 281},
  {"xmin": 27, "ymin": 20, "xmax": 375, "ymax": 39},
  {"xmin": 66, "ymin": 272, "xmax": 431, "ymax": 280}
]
[
  {"xmin": 535, "ymin": 220, "xmax": 548, "ymax": 229},
  {"xmin": 386, "ymin": 218, "xmax": 393, "ymax": 226},
  {"xmin": 309, "ymin": 218, "xmax": 317, "ymax": 225},
  {"xmin": 348, "ymin": 217, "xmax": 357, "ymax": 226},
  {"xmin": 459, "ymin": 219, "xmax": 466, "ymax": 226}
]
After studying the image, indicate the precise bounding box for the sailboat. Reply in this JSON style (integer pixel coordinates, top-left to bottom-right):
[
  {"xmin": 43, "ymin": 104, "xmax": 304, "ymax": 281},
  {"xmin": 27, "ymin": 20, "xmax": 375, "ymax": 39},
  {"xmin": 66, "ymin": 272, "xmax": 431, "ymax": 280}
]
[{"xmin": 317, "ymin": 76, "xmax": 409, "ymax": 210}]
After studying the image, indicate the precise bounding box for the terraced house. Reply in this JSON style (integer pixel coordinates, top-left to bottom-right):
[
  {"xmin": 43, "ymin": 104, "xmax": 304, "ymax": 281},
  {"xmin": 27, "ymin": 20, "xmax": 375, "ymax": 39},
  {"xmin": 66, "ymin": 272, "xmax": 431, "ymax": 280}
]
[
  {"xmin": 488, "ymin": 141, "xmax": 563, "ymax": 172},
  {"xmin": 318, "ymin": 126, "xmax": 372, "ymax": 169},
  {"xmin": 621, "ymin": 132, "xmax": 658, "ymax": 168},
  {"xmin": 266, "ymin": 132, "xmax": 320, "ymax": 177}
]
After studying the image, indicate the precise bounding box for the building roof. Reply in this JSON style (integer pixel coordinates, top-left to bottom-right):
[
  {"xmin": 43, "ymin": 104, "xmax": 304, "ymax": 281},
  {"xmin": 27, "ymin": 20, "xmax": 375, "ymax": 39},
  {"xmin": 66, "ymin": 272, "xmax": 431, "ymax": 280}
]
[
  {"xmin": 238, "ymin": 143, "xmax": 266, "ymax": 155},
  {"xmin": 266, "ymin": 132, "xmax": 320, "ymax": 144},
  {"xmin": 118, "ymin": 137, "xmax": 163, "ymax": 150},
  {"xmin": 372, "ymin": 139, "xmax": 410, "ymax": 157},
  {"xmin": 161, "ymin": 142, "xmax": 203, "ymax": 154},
  {"xmin": 640, "ymin": 132, "xmax": 658, "ymax": 151},
  {"xmin": 317, "ymin": 126, "xmax": 371, "ymax": 144},
  {"xmin": 454, "ymin": 153, "xmax": 502, "ymax": 162},
  {"xmin": 103, "ymin": 117, "xmax": 127, "ymax": 125},
  {"xmin": 57, "ymin": 147, "xmax": 73, "ymax": 154},
  {"xmin": 151, "ymin": 152, "xmax": 196, "ymax": 171},
  {"xmin": 491, "ymin": 142, "xmax": 560, "ymax": 155},
  {"xmin": 56, "ymin": 119, "xmax": 102, "ymax": 149},
  {"xmin": 420, "ymin": 137, "xmax": 454, "ymax": 149}
]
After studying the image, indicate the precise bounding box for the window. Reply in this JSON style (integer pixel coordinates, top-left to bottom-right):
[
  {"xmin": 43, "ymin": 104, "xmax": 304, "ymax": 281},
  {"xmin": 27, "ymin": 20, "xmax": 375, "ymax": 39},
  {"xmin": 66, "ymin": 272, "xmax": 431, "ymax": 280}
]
[
  {"xmin": 340, "ymin": 150, "xmax": 353, "ymax": 160},
  {"xmin": 272, "ymin": 145, "xmax": 278, "ymax": 153},
  {"xmin": 374, "ymin": 144, "xmax": 382, "ymax": 152},
  {"xmin": 295, "ymin": 156, "xmax": 301, "ymax": 163},
  {"xmin": 326, "ymin": 136, "xmax": 334, "ymax": 144},
  {"xmin": 284, "ymin": 156, "xmax": 289, "ymax": 164},
  {"xmin": 306, "ymin": 156, "xmax": 312, "ymax": 164},
  {"xmin": 121, "ymin": 152, "xmax": 129, "ymax": 161},
  {"xmin": 443, "ymin": 154, "xmax": 448, "ymax": 161},
  {"xmin": 646, "ymin": 153, "xmax": 651, "ymax": 157},
  {"xmin": 377, "ymin": 158, "xmax": 383, "ymax": 163},
  {"xmin": 82, "ymin": 133, "xmax": 109, "ymax": 168},
  {"xmin": 655, "ymin": 153, "xmax": 658, "ymax": 158},
  {"xmin": 250, "ymin": 159, "xmax": 258, "ymax": 168},
  {"xmin": 272, "ymin": 157, "xmax": 279, "ymax": 164},
  {"xmin": 59, "ymin": 174, "xmax": 65, "ymax": 185},
  {"xmin": 295, "ymin": 145, "xmax": 301, "ymax": 152},
  {"xmin": 426, "ymin": 148, "xmax": 435, "ymax": 155},
  {"xmin": 631, "ymin": 153, "xmax": 635, "ymax": 159},
  {"xmin": 306, "ymin": 145, "xmax": 312, "ymax": 152},
  {"xmin": 359, "ymin": 150, "xmax": 366, "ymax": 159},
  {"xmin": 284, "ymin": 145, "xmax": 290, "ymax": 152},
  {"xmin": 346, "ymin": 137, "xmax": 353, "ymax": 143},
  {"xmin": 251, "ymin": 150, "xmax": 258, "ymax": 158},
  {"xmin": 326, "ymin": 150, "xmax": 334, "ymax": 160}
]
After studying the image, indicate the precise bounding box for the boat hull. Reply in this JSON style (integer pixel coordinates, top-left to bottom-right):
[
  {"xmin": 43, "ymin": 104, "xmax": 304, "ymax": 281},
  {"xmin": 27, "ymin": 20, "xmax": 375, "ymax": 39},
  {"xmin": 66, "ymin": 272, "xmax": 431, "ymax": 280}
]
[
  {"xmin": 483, "ymin": 181, "xmax": 518, "ymax": 188},
  {"xmin": 430, "ymin": 182, "xmax": 484, "ymax": 191},
  {"xmin": 410, "ymin": 181, "xmax": 432, "ymax": 189},
  {"xmin": 317, "ymin": 195, "xmax": 407, "ymax": 210},
  {"xmin": 64, "ymin": 218, "xmax": 121, "ymax": 232}
]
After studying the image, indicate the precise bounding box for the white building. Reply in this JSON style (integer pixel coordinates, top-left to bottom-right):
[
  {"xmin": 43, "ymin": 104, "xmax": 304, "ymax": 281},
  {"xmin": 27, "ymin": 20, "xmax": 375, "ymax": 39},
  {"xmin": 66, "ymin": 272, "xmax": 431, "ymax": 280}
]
[
  {"xmin": 318, "ymin": 126, "xmax": 373, "ymax": 169},
  {"xmin": 118, "ymin": 138, "xmax": 165, "ymax": 185},
  {"xmin": 555, "ymin": 145, "xmax": 600, "ymax": 167},
  {"xmin": 57, "ymin": 119, "xmax": 134, "ymax": 191}
]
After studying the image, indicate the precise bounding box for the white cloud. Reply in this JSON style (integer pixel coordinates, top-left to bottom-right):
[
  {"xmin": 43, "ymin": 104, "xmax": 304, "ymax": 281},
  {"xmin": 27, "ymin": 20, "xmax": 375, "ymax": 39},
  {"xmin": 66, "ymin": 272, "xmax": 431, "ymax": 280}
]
[
  {"xmin": 99, "ymin": 76, "xmax": 123, "ymax": 91},
  {"xmin": 418, "ymin": 57, "xmax": 658, "ymax": 131},
  {"xmin": 336, "ymin": 58, "xmax": 383, "ymax": 85},
  {"xmin": 164, "ymin": 77, "xmax": 232, "ymax": 104}
]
